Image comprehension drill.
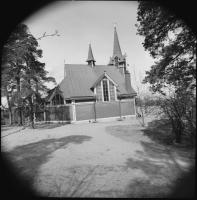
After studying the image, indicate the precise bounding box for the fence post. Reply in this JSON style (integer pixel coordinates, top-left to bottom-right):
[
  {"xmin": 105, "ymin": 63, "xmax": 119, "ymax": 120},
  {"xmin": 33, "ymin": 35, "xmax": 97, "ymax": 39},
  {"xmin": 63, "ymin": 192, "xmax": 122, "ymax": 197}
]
[
  {"xmin": 44, "ymin": 110, "xmax": 46, "ymax": 122},
  {"xmin": 72, "ymin": 100, "xmax": 76, "ymax": 122},
  {"xmin": 94, "ymin": 98, "xmax": 97, "ymax": 122},
  {"xmin": 119, "ymin": 97, "xmax": 122, "ymax": 119}
]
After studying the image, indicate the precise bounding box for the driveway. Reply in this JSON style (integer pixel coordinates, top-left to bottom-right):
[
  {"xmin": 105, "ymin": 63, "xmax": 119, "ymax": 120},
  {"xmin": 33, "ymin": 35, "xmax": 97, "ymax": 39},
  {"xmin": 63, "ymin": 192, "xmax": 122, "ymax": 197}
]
[{"xmin": 1, "ymin": 116, "xmax": 195, "ymax": 197}]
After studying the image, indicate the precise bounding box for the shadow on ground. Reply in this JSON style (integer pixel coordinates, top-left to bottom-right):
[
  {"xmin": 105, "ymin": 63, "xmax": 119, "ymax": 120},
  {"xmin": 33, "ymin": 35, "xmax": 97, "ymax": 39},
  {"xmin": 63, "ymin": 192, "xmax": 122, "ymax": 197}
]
[
  {"xmin": 1, "ymin": 135, "xmax": 92, "ymax": 196},
  {"xmin": 34, "ymin": 122, "xmax": 71, "ymax": 130},
  {"xmin": 142, "ymin": 119, "xmax": 174, "ymax": 145},
  {"xmin": 125, "ymin": 141, "xmax": 195, "ymax": 198},
  {"xmin": 1, "ymin": 125, "xmax": 22, "ymax": 132},
  {"xmin": 106, "ymin": 118, "xmax": 195, "ymax": 197},
  {"xmin": 142, "ymin": 119, "xmax": 195, "ymax": 148},
  {"xmin": 124, "ymin": 119, "xmax": 195, "ymax": 198}
]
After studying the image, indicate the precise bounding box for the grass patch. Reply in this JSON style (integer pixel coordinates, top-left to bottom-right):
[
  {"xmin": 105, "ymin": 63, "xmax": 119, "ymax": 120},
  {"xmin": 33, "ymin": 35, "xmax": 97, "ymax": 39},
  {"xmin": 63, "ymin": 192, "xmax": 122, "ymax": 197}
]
[{"xmin": 106, "ymin": 117, "xmax": 195, "ymax": 198}]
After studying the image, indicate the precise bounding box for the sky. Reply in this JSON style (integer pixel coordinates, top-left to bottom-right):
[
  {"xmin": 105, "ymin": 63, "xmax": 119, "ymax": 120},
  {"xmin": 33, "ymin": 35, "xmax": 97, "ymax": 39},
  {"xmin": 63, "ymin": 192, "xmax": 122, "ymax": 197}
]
[{"xmin": 2, "ymin": 1, "xmax": 156, "ymax": 107}]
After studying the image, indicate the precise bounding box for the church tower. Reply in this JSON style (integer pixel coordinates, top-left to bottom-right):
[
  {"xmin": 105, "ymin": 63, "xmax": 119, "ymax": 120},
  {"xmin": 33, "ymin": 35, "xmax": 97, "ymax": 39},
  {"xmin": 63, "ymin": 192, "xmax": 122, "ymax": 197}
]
[
  {"xmin": 108, "ymin": 22, "xmax": 127, "ymax": 77},
  {"xmin": 86, "ymin": 43, "xmax": 96, "ymax": 67}
]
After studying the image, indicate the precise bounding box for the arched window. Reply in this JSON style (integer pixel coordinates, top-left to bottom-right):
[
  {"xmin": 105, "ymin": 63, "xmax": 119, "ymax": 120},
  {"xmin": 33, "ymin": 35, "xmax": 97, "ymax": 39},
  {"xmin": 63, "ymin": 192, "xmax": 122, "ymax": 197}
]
[
  {"xmin": 96, "ymin": 78, "xmax": 116, "ymax": 102},
  {"xmin": 103, "ymin": 79, "xmax": 109, "ymax": 101}
]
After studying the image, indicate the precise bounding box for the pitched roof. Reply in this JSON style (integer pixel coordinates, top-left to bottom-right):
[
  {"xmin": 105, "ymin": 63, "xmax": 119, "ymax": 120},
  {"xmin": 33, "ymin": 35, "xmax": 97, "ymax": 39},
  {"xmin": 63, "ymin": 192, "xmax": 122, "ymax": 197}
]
[
  {"xmin": 47, "ymin": 64, "xmax": 136, "ymax": 100},
  {"xmin": 86, "ymin": 44, "xmax": 96, "ymax": 62},
  {"xmin": 113, "ymin": 27, "xmax": 123, "ymax": 59},
  {"xmin": 91, "ymin": 71, "xmax": 118, "ymax": 89},
  {"xmin": 45, "ymin": 88, "xmax": 55, "ymax": 102}
]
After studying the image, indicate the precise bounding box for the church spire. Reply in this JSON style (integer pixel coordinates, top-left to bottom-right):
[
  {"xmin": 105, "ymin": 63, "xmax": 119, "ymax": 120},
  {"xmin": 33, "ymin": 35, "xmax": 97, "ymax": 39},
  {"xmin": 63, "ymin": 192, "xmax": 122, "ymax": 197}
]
[
  {"xmin": 113, "ymin": 22, "xmax": 123, "ymax": 60},
  {"xmin": 108, "ymin": 22, "xmax": 125, "ymax": 66},
  {"xmin": 86, "ymin": 42, "xmax": 96, "ymax": 67}
]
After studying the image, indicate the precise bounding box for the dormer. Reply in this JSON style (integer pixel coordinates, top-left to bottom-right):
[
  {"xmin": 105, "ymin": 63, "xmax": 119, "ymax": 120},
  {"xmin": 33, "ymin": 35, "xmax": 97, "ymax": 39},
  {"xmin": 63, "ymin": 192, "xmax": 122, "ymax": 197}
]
[{"xmin": 91, "ymin": 71, "xmax": 118, "ymax": 102}]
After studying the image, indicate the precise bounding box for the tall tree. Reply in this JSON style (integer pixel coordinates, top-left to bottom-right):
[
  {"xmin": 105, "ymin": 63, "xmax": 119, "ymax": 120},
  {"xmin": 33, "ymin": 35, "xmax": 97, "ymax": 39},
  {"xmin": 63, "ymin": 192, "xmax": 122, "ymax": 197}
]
[
  {"xmin": 136, "ymin": 1, "xmax": 196, "ymax": 144},
  {"xmin": 136, "ymin": 1, "xmax": 196, "ymax": 94},
  {"xmin": 1, "ymin": 68, "xmax": 15, "ymax": 124},
  {"xmin": 2, "ymin": 24, "xmax": 38, "ymax": 125},
  {"xmin": 21, "ymin": 53, "xmax": 56, "ymax": 129},
  {"xmin": 1, "ymin": 24, "xmax": 57, "ymax": 127}
]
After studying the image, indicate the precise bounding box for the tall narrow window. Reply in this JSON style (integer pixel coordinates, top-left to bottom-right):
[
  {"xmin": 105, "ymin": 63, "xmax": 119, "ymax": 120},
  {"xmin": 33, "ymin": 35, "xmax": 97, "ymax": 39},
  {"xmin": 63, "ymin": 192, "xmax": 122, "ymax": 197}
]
[
  {"xmin": 95, "ymin": 79, "xmax": 116, "ymax": 102},
  {"xmin": 96, "ymin": 82, "xmax": 102, "ymax": 102},
  {"xmin": 109, "ymin": 81, "xmax": 115, "ymax": 101},
  {"xmin": 103, "ymin": 79, "xmax": 109, "ymax": 101}
]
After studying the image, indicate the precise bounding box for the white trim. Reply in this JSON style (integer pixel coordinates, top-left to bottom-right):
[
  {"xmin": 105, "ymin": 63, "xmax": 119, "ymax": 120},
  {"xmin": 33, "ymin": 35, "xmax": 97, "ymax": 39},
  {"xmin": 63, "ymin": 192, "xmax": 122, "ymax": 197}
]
[
  {"xmin": 74, "ymin": 102, "xmax": 94, "ymax": 105},
  {"xmin": 94, "ymin": 87, "xmax": 97, "ymax": 102},
  {"xmin": 107, "ymin": 79, "xmax": 110, "ymax": 101},
  {"xmin": 94, "ymin": 101, "xmax": 119, "ymax": 105},
  {"xmin": 74, "ymin": 115, "xmax": 136, "ymax": 124},
  {"xmin": 46, "ymin": 104, "xmax": 72, "ymax": 108},
  {"xmin": 72, "ymin": 100, "xmax": 76, "ymax": 122},
  {"xmin": 92, "ymin": 72, "xmax": 118, "ymax": 88},
  {"xmin": 35, "ymin": 121, "xmax": 72, "ymax": 124},
  {"xmin": 114, "ymin": 85, "xmax": 117, "ymax": 101},
  {"xmin": 101, "ymin": 80, "xmax": 104, "ymax": 102},
  {"xmin": 44, "ymin": 111, "xmax": 46, "ymax": 122},
  {"xmin": 120, "ymin": 99, "xmax": 135, "ymax": 102},
  {"xmin": 104, "ymin": 73, "xmax": 118, "ymax": 87}
]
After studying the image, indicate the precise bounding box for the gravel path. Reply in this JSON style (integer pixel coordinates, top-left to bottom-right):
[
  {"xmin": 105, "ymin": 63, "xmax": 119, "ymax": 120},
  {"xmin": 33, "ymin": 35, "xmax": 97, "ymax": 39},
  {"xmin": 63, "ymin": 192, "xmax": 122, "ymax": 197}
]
[{"xmin": 1, "ymin": 116, "xmax": 194, "ymax": 197}]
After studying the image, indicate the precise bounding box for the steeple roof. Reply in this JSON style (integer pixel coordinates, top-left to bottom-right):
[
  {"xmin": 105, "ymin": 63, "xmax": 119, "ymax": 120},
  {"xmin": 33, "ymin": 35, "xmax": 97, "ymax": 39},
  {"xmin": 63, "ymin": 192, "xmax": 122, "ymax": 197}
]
[
  {"xmin": 108, "ymin": 23, "xmax": 125, "ymax": 65},
  {"xmin": 86, "ymin": 44, "xmax": 96, "ymax": 62},
  {"xmin": 113, "ymin": 27, "xmax": 123, "ymax": 59}
]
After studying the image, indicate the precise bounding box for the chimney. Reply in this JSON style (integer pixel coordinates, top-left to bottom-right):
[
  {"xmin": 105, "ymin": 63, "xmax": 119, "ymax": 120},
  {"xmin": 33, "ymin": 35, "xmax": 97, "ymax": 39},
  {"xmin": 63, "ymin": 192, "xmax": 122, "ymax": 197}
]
[{"xmin": 125, "ymin": 70, "xmax": 132, "ymax": 93}]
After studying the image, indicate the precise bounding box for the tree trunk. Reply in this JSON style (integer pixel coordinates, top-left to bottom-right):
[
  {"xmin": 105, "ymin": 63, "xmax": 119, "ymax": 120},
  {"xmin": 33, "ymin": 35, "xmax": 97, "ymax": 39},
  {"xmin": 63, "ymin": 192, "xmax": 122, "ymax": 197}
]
[
  {"xmin": 18, "ymin": 106, "xmax": 23, "ymax": 126},
  {"xmin": 144, "ymin": 104, "xmax": 148, "ymax": 114},
  {"xmin": 174, "ymin": 120, "xmax": 183, "ymax": 144},
  {"xmin": 6, "ymin": 95, "xmax": 13, "ymax": 125},
  {"xmin": 139, "ymin": 98, "xmax": 145, "ymax": 127},
  {"xmin": 28, "ymin": 96, "xmax": 34, "ymax": 129},
  {"xmin": 16, "ymin": 74, "xmax": 23, "ymax": 126}
]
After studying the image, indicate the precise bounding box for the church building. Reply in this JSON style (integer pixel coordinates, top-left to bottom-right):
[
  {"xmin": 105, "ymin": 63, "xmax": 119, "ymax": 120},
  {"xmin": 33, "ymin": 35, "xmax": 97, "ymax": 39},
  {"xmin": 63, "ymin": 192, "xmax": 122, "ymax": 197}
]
[{"xmin": 44, "ymin": 23, "xmax": 137, "ymax": 123}]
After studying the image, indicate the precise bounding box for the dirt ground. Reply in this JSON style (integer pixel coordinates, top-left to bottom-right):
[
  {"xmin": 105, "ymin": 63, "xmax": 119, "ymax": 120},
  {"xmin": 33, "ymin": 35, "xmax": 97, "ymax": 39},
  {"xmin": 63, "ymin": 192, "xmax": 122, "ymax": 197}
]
[{"xmin": 1, "ymin": 115, "xmax": 195, "ymax": 197}]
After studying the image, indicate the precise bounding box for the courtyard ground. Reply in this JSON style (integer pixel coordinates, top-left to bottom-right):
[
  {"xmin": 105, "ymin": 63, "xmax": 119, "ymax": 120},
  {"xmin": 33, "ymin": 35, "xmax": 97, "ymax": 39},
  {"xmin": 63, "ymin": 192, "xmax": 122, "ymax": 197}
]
[{"xmin": 1, "ymin": 115, "xmax": 195, "ymax": 197}]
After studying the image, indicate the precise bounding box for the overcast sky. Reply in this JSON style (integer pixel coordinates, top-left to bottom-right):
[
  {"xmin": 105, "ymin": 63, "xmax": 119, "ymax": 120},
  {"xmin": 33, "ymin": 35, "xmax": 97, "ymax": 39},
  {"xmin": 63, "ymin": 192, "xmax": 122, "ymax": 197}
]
[{"xmin": 2, "ymin": 1, "xmax": 155, "ymax": 106}]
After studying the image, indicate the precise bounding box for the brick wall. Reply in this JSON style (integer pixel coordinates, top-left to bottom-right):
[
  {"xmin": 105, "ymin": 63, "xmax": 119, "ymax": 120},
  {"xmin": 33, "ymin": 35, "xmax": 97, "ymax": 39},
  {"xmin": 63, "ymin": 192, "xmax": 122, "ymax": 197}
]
[
  {"xmin": 121, "ymin": 100, "xmax": 135, "ymax": 116},
  {"xmin": 96, "ymin": 101, "xmax": 119, "ymax": 119},
  {"xmin": 75, "ymin": 103, "xmax": 95, "ymax": 121},
  {"xmin": 38, "ymin": 101, "xmax": 135, "ymax": 122},
  {"xmin": 75, "ymin": 100, "xmax": 135, "ymax": 121}
]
